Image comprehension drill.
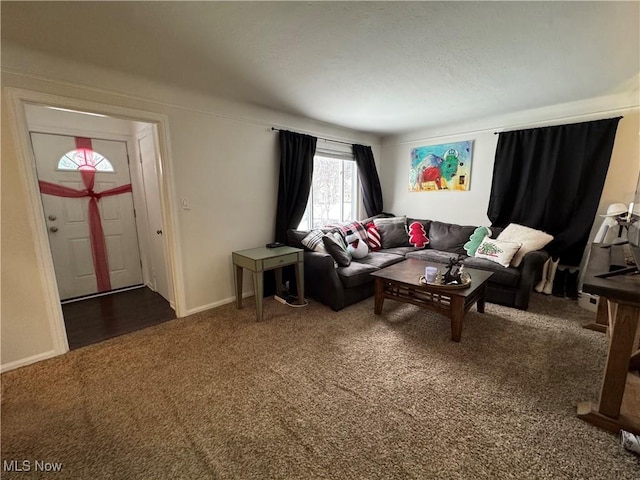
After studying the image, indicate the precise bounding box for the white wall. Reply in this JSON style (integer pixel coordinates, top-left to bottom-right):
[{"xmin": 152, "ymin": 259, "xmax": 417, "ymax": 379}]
[
  {"xmin": 381, "ymin": 95, "xmax": 640, "ymax": 232},
  {"xmin": 381, "ymin": 131, "xmax": 498, "ymax": 225},
  {"xmin": 1, "ymin": 43, "xmax": 380, "ymax": 370},
  {"xmin": 3, "ymin": 41, "xmax": 637, "ymax": 371}
]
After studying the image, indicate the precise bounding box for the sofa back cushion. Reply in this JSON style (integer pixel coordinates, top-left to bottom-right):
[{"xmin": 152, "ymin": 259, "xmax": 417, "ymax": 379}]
[
  {"xmin": 373, "ymin": 216, "xmax": 411, "ymax": 248},
  {"xmin": 428, "ymin": 221, "xmax": 476, "ymax": 255},
  {"xmin": 407, "ymin": 218, "xmax": 432, "ymax": 235}
]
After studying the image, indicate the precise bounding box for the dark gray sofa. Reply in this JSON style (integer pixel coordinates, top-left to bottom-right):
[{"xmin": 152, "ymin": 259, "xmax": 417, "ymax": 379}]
[{"xmin": 287, "ymin": 217, "xmax": 549, "ymax": 311}]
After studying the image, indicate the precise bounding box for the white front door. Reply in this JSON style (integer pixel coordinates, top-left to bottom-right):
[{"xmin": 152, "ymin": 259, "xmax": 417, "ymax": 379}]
[{"xmin": 31, "ymin": 132, "xmax": 143, "ymax": 300}]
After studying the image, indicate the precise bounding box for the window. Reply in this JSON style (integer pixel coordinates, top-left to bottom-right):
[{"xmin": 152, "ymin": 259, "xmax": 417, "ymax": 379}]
[
  {"xmin": 298, "ymin": 142, "xmax": 358, "ymax": 230},
  {"xmin": 57, "ymin": 149, "xmax": 114, "ymax": 172}
]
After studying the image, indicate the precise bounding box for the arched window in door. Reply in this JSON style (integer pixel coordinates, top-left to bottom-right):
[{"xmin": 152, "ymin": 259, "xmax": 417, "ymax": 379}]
[{"xmin": 57, "ymin": 148, "xmax": 115, "ymax": 172}]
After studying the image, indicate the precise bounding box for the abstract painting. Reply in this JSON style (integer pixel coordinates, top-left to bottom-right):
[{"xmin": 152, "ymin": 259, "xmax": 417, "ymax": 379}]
[{"xmin": 409, "ymin": 140, "xmax": 473, "ymax": 191}]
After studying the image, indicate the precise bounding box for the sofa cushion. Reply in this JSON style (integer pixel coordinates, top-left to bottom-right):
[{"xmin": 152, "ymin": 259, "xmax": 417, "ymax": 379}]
[
  {"xmin": 353, "ymin": 252, "xmax": 406, "ymax": 269},
  {"xmin": 379, "ymin": 246, "xmax": 418, "ymax": 256},
  {"xmin": 373, "ymin": 216, "xmax": 411, "ymax": 248},
  {"xmin": 428, "ymin": 221, "xmax": 476, "ymax": 255},
  {"xmin": 463, "ymin": 257, "xmax": 521, "ymax": 287},
  {"xmin": 337, "ymin": 262, "xmax": 379, "ymax": 288},
  {"xmin": 405, "ymin": 249, "xmax": 461, "ymax": 264},
  {"xmin": 337, "ymin": 252, "xmax": 405, "ymax": 289},
  {"xmin": 360, "ymin": 213, "xmax": 395, "ymax": 226}
]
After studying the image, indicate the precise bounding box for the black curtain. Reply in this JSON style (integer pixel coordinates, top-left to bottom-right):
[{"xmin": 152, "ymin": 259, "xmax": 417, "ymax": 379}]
[
  {"xmin": 488, "ymin": 117, "xmax": 621, "ymax": 266},
  {"xmin": 274, "ymin": 130, "xmax": 317, "ymax": 243},
  {"xmin": 353, "ymin": 144, "xmax": 384, "ymax": 217}
]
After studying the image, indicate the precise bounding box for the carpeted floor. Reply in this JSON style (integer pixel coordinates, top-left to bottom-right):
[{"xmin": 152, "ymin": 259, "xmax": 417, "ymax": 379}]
[{"xmin": 1, "ymin": 293, "xmax": 638, "ymax": 479}]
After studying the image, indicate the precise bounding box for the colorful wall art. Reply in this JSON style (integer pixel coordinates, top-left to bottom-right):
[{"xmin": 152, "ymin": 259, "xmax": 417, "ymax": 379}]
[{"xmin": 409, "ymin": 140, "xmax": 473, "ymax": 191}]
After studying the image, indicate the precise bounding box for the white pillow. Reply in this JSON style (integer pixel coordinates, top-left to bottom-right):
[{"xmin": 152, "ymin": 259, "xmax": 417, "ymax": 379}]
[
  {"xmin": 475, "ymin": 236, "xmax": 522, "ymax": 268},
  {"xmin": 497, "ymin": 224, "xmax": 553, "ymax": 267}
]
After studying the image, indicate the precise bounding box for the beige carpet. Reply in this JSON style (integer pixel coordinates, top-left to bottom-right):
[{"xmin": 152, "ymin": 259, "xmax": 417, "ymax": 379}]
[{"xmin": 1, "ymin": 294, "xmax": 638, "ymax": 479}]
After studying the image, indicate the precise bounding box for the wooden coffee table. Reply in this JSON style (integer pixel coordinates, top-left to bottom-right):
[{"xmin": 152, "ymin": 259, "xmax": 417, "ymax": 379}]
[{"xmin": 371, "ymin": 258, "xmax": 493, "ymax": 342}]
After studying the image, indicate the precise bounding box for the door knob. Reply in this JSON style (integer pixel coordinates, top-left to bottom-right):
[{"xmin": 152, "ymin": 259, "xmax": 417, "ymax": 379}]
[
  {"xmin": 49, "ymin": 226, "xmax": 59, "ymax": 233},
  {"xmin": 48, "ymin": 215, "xmax": 57, "ymax": 221},
  {"xmin": 156, "ymin": 230, "xmax": 163, "ymax": 235}
]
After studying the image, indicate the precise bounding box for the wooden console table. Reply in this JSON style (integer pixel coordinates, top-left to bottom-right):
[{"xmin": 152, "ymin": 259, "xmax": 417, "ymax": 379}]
[
  {"xmin": 232, "ymin": 246, "xmax": 304, "ymax": 322},
  {"xmin": 577, "ymin": 244, "xmax": 640, "ymax": 435}
]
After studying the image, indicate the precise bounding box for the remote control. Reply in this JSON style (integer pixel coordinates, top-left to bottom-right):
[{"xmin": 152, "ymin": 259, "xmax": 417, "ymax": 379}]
[{"xmin": 266, "ymin": 242, "xmax": 285, "ymax": 248}]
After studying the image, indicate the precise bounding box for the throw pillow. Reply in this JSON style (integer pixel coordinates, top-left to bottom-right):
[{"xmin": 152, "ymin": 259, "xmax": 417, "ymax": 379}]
[
  {"xmin": 464, "ymin": 226, "xmax": 492, "ymax": 257},
  {"xmin": 373, "ymin": 216, "xmax": 410, "ymax": 248},
  {"xmin": 366, "ymin": 223, "xmax": 382, "ymax": 251},
  {"xmin": 325, "ymin": 220, "xmax": 368, "ymax": 243},
  {"xmin": 407, "ymin": 221, "xmax": 429, "ymax": 248},
  {"xmin": 301, "ymin": 230, "xmax": 328, "ymax": 254},
  {"xmin": 475, "ymin": 236, "xmax": 522, "ymax": 268},
  {"xmin": 345, "ymin": 231, "xmax": 369, "ymax": 258},
  {"xmin": 322, "ymin": 233, "xmax": 351, "ymax": 267},
  {"xmin": 497, "ymin": 223, "xmax": 553, "ymax": 267}
]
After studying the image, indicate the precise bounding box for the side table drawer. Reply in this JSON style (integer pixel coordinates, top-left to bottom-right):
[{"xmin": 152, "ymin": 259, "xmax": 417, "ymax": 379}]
[{"xmin": 263, "ymin": 253, "xmax": 299, "ymax": 269}]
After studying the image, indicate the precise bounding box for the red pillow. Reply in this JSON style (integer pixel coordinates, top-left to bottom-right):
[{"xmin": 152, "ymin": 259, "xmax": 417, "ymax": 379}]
[
  {"xmin": 408, "ymin": 221, "xmax": 430, "ymax": 249},
  {"xmin": 366, "ymin": 223, "xmax": 382, "ymax": 251}
]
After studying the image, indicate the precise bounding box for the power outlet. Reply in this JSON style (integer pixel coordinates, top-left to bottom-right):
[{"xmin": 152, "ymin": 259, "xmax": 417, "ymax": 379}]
[{"xmin": 181, "ymin": 197, "xmax": 190, "ymax": 210}]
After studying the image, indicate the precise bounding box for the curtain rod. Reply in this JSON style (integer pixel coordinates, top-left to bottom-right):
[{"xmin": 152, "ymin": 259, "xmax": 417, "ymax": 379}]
[
  {"xmin": 271, "ymin": 127, "xmax": 361, "ymax": 147},
  {"xmin": 493, "ymin": 115, "xmax": 624, "ymax": 135}
]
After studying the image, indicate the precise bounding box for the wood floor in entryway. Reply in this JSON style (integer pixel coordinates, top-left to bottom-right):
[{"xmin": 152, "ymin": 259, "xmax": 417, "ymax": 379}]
[{"xmin": 62, "ymin": 287, "xmax": 175, "ymax": 350}]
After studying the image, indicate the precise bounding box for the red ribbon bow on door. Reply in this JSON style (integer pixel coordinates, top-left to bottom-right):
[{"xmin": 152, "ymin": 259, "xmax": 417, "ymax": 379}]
[{"xmin": 38, "ymin": 137, "xmax": 132, "ymax": 293}]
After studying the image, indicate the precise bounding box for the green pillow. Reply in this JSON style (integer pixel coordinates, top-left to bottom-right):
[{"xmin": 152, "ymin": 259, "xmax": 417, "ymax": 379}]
[{"xmin": 464, "ymin": 226, "xmax": 492, "ymax": 257}]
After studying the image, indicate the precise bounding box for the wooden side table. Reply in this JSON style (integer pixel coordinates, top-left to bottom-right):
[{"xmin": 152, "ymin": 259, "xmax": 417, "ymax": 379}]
[{"xmin": 232, "ymin": 246, "xmax": 304, "ymax": 321}]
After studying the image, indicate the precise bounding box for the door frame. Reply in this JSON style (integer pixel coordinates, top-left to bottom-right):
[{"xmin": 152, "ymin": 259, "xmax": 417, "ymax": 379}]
[{"xmin": 5, "ymin": 87, "xmax": 185, "ymax": 358}]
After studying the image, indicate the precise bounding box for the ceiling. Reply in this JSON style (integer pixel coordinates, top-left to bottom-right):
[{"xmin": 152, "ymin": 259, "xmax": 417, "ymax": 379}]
[{"xmin": 2, "ymin": 1, "xmax": 639, "ymax": 135}]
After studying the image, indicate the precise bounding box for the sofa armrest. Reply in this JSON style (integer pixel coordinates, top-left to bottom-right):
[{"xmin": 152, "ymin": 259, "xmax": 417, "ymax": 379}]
[
  {"xmin": 303, "ymin": 251, "xmax": 346, "ymax": 311},
  {"xmin": 514, "ymin": 249, "xmax": 550, "ymax": 309}
]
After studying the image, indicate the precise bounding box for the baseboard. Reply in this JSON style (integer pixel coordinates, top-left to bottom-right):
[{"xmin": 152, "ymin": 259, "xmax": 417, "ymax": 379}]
[
  {"xmin": 1, "ymin": 350, "xmax": 59, "ymax": 373},
  {"xmin": 183, "ymin": 292, "xmax": 254, "ymax": 316}
]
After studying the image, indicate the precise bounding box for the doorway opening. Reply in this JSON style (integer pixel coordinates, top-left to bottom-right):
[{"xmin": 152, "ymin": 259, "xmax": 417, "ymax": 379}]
[
  {"xmin": 62, "ymin": 286, "xmax": 175, "ymax": 349},
  {"xmin": 25, "ymin": 103, "xmax": 176, "ymax": 349}
]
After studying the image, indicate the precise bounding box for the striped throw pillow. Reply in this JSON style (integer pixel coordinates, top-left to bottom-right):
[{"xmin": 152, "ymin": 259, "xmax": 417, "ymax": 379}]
[
  {"xmin": 301, "ymin": 230, "xmax": 327, "ymax": 253},
  {"xmin": 366, "ymin": 222, "xmax": 382, "ymax": 251}
]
